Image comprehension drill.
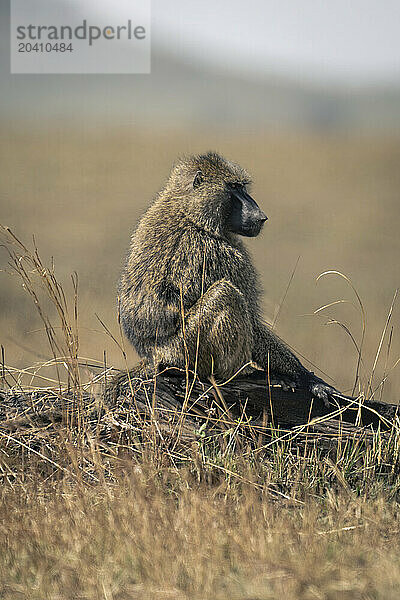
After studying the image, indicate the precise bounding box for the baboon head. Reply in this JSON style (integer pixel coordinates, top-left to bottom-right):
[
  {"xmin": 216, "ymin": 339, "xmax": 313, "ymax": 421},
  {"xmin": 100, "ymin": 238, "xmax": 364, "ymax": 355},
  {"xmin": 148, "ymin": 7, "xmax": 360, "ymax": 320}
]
[{"xmin": 165, "ymin": 152, "xmax": 268, "ymax": 238}]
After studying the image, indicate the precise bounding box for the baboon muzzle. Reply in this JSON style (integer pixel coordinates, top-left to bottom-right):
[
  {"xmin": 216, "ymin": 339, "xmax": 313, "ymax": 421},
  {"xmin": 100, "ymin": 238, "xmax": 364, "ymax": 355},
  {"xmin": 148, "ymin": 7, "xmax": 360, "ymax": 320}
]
[{"xmin": 229, "ymin": 185, "xmax": 268, "ymax": 237}]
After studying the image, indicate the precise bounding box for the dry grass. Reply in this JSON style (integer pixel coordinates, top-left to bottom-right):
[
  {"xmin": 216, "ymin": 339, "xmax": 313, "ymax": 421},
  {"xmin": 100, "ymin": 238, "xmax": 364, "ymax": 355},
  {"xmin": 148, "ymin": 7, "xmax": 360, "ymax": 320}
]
[
  {"xmin": 3, "ymin": 469, "xmax": 400, "ymax": 600},
  {"xmin": 1, "ymin": 125, "xmax": 400, "ymax": 599}
]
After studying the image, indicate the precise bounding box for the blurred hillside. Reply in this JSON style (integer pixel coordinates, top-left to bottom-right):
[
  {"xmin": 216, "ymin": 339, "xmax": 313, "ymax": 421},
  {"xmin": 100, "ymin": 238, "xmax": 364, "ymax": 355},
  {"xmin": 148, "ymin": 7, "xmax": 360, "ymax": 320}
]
[{"xmin": 2, "ymin": 44, "xmax": 400, "ymax": 133}]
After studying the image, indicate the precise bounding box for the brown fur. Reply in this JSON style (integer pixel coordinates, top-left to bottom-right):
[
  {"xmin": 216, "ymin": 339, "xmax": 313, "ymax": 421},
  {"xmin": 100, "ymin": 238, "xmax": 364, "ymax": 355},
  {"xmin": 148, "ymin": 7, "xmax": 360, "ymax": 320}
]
[{"xmin": 118, "ymin": 152, "xmax": 338, "ymax": 402}]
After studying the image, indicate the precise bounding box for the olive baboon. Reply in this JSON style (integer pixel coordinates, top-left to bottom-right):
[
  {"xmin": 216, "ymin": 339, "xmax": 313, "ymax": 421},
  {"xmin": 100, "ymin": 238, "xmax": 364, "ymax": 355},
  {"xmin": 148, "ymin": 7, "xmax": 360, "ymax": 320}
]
[{"xmin": 118, "ymin": 152, "xmax": 338, "ymax": 402}]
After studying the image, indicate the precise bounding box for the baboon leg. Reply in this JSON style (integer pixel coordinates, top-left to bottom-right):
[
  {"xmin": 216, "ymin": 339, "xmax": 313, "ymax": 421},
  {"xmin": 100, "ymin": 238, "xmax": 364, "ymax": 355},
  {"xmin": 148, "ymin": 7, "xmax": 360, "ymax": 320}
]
[{"xmin": 154, "ymin": 279, "xmax": 253, "ymax": 380}]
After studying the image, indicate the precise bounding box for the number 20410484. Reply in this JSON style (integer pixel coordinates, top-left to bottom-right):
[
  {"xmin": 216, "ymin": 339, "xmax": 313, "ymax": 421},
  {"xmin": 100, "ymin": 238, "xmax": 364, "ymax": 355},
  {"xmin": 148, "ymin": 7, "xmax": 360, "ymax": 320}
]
[{"xmin": 18, "ymin": 42, "xmax": 73, "ymax": 52}]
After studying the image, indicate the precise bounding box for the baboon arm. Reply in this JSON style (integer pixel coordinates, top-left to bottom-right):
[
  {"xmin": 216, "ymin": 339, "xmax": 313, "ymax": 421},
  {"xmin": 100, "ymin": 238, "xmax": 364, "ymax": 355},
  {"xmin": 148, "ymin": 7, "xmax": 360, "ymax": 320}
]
[
  {"xmin": 252, "ymin": 322, "xmax": 340, "ymax": 404},
  {"xmin": 252, "ymin": 322, "xmax": 308, "ymax": 384},
  {"xmin": 154, "ymin": 279, "xmax": 253, "ymax": 380}
]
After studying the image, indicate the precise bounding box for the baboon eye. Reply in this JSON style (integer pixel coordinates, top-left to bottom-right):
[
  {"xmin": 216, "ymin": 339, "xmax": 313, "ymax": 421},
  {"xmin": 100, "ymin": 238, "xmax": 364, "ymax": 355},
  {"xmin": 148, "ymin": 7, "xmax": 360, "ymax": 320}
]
[{"xmin": 193, "ymin": 170, "xmax": 204, "ymax": 189}]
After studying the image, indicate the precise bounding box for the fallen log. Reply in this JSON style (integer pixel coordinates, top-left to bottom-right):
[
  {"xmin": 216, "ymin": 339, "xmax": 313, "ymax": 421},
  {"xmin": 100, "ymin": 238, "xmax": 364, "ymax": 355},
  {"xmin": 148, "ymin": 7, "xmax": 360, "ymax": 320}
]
[
  {"xmin": 1, "ymin": 369, "xmax": 398, "ymax": 450},
  {"xmin": 109, "ymin": 367, "xmax": 397, "ymax": 421}
]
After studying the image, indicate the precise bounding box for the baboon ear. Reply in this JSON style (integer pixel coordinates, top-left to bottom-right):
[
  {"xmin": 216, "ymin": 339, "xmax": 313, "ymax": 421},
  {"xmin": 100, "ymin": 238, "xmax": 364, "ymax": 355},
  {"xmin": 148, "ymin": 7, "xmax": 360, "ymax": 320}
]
[{"xmin": 193, "ymin": 170, "xmax": 204, "ymax": 189}]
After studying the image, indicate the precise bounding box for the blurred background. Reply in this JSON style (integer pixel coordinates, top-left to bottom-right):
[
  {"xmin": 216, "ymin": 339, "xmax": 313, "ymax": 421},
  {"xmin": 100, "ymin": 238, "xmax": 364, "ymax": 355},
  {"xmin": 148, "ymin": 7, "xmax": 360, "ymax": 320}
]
[{"xmin": 1, "ymin": 0, "xmax": 399, "ymax": 400}]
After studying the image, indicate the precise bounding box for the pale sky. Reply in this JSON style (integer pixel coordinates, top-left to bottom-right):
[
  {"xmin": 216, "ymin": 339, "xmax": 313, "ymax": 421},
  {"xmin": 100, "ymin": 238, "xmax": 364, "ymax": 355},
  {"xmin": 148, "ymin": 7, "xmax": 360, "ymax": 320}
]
[
  {"xmin": 84, "ymin": 0, "xmax": 400, "ymax": 86},
  {"xmin": 155, "ymin": 0, "xmax": 400, "ymax": 85}
]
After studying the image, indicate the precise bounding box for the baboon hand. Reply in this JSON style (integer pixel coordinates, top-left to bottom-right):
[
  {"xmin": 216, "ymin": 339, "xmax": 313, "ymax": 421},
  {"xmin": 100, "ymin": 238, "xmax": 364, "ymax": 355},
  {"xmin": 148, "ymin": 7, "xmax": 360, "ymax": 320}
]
[{"xmin": 309, "ymin": 373, "xmax": 338, "ymax": 407}]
